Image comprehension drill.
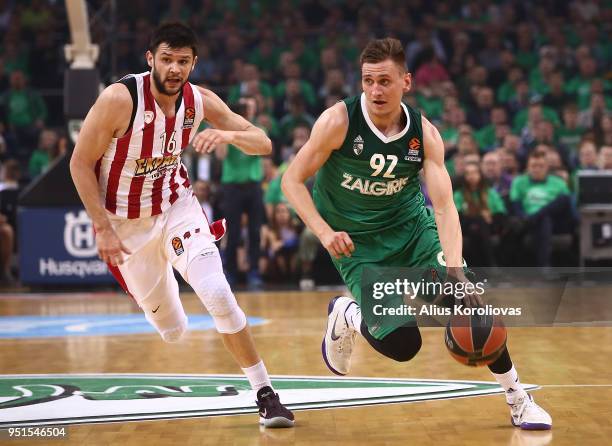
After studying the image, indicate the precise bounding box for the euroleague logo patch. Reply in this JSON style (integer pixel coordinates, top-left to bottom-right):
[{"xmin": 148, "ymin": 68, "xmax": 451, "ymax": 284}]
[
  {"xmin": 171, "ymin": 237, "xmax": 184, "ymax": 256},
  {"xmin": 409, "ymin": 137, "xmax": 420, "ymax": 150},
  {"xmin": 182, "ymin": 107, "xmax": 195, "ymax": 129}
]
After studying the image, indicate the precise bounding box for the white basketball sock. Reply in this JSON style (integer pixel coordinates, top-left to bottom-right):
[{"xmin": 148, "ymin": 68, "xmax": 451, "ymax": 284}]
[
  {"xmin": 345, "ymin": 302, "xmax": 362, "ymax": 333},
  {"xmin": 491, "ymin": 365, "xmax": 527, "ymax": 404},
  {"xmin": 241, "ymin": 360, "xmax": 272, "ymax": 392}
]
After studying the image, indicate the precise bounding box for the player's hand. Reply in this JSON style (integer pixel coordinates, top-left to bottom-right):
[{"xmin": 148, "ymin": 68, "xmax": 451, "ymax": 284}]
[
  {"xmin": 96, "ymin": 227, "xmax": 132, "ymax": 266},
  {"xmin": 446, "ymin": 267, "xmax": 484, "ymax": 308},
  {"xmin": 320, "ymin": 229, "xmax": 354, "ymax": 259},
  {"xmin": 192, "ymin": 129, "xmax": 234, "ymax": 153}
]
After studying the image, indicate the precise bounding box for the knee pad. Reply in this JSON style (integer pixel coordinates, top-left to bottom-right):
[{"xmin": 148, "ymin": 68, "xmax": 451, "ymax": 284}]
[
  {"xmin": 142, "ymin": 299, "xmax": 189, "ymax": 343},
  {"xmin": 187, "ymin": 256, "xmax": 247, "ymax": 334},
  {"xmin": 158, "ymin": 314, "xmax": 188, "ymax": 343}
]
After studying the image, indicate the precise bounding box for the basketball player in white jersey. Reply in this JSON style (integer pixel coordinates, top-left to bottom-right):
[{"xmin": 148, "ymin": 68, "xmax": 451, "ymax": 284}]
[{"xmin": 70, "ymin": 22, "xmax": 294, "ymax": 428}]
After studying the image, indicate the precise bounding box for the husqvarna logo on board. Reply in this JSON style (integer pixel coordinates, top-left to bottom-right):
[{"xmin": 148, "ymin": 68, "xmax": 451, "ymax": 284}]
[{"xmin": 63, "ymin": 211, "xmax": 97, "ymax": 258}]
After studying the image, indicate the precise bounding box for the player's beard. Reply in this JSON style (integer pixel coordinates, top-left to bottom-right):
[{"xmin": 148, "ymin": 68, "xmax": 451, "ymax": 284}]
[{"xmin": 151, "ymin": 65, "xmax": 186, "ymax": 96}]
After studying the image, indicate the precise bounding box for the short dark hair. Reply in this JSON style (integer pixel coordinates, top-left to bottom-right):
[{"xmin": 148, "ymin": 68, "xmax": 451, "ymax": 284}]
[
  {"xmin": 149, "ymin": 22, "xmax": 198, "ymax": 57},
  {"xmin": 528, "ymin": 150, "xmax": 547, "ymax": 161},
  {"xmin": 359, "ymin": 37, "xmax": 406, "ymax": 70}
]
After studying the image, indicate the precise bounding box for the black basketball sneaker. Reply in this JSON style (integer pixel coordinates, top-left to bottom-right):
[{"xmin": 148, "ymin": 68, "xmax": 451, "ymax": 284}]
[{"xmin": 256, "ymin": 386, "xmax": 295, "ymax": 428}]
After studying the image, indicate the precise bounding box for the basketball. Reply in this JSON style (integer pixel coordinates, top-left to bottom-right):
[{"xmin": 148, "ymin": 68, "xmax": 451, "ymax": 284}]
[{"xmin": 445, "ymin": 313, "xmax": 507, "ymax": 367}]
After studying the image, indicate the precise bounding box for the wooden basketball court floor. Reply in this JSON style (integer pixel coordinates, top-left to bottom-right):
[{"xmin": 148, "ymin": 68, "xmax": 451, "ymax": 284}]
[{"xmin": 1, "ymin": 288, "xmax": 611, "ymax": 445}]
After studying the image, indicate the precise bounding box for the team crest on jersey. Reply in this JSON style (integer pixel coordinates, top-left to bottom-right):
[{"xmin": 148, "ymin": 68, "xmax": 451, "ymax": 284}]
[
  {"xmin": 353, "ymin": 135, "xmax": 364, "ymax": 155},
  {"xmin": 182, "ymin": 107, "xmax": 195, "ymax": 129},
  {"xmin": 144, "ymin": 111, "xmax": 155, "ymax": 125},
  {"xmin": 171, "ymin": 237, "xmax": 184, "ymax": 256}
]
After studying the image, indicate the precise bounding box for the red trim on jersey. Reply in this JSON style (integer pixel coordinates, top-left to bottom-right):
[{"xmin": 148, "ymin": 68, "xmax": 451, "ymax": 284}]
[
  {"xmin": 151, "ymin": 115, "xmax": 176, "ymax": 215},
  {"xmin": 127, "ymin": 73, "xmax": 156, "ymax": 219},
  {"xmin": 105, "ymin": 129, "xmax": 133, "ymax": 213},
  {"xmin": 107, "ymin": 263, "xmax": 134, "ymax": 300},
  {"xmin": 179, "ymin": 164, "xmax": 191, "ymax": 188},
  {"xmin": 94, "ymin": 157, "xmax": 102, "ymax": 181},
  {"xmin": 181, "ymin": 82, "xmax": 195, "ymax": 148}
]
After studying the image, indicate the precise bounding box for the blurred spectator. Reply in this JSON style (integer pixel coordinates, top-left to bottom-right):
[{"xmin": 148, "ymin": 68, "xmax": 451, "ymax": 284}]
[
  {"xmin": 499, "ymin": 148, "xmax": 520, "ymax": 178},
  {"xmin": 217, "ymin": 98, "xmax": 265, "ymax": 288},
  {"xmin": 191, "ymin": 43, "xmax": 220, "ymax": 85},
  {"xmin": 227, "ymin": 64, "xmax": 273, "ymax": 111},
  {"xmin": 275, "ymin": 62, "xmax": 317, "ymax": 113},
  {"xmin": 600, "ymin": 146, "xmax": 612, "ymax": 170},
  {"xmin": 474, "ymin": 105, "xmax": 509, "ymax": 151},
  {"xmin": 0, "ymin": 70, "xmax": 47, "ymax": 153},
  {"xmin": 481, "ymin": 151, "xmax": 513, "ymax": 200},
  {"xmin": 21, "ymin": 0, "xmax": 53, "ymax": 32},
  {"xmin": 278, "ymin": 96, "xmax": 315, "ymax": 143},
  {"xmin": 478, "ymin": 30, "xmax": 505, "ymax": 76},
  {"xmin": 542, "ymin": 71, "xmax": 574, "ymax": 111},
  {"xmin": 513, "ymin": 22, "xmax": 538, "ymax": 70},
  {"xmin": 414, "ymin": 47, "xmax": 449, "ymax": 89},
  {"xmin": 0, "ymin": 57, "xmax": 8, "ymax": 92},
  {"xmin": 454, "ymin": 162, "xmax": 507, "ymax": 266},
  {"xmin": 0, "ymin": 210, "xmax": 13, "ymax": 285},
  {"xmin": 193, "ymin": 180, "xmax": 213, "ymax": 222},
  {"xmin": 260, "ymin": 203, "xmax": 299, "ymax": 281},
  {"xmin": 440, "ymin": 101, "xmax": 466, "ymax": 150},
  {"xmin": 447, "ymin": 31, "xmax": 471, "ymax": 78},
  {"xmin": 406, "ymin": 26, "xmax": 446, "ymax": 70},
  {"xmin": 318, "ymin": 68, "xmax": 352, "ymax": 104},
  {"xmin": 528, "ymin": 53, "xmax": 556, "ymax": 96},
  {"xmin": 557, "ymin": 103, "xmax": 585, "ymax": 155},
  {"xmin": 510, "ymin": 151, "xmax": 573, "ymax": 267},
  {"xmin": 577, "ymin": 141, "xmax": 599, "ymax": 170},
  {"xmin": 0, "ymin": 158, "xmax": 20, "ymax": 234},
  {"xmin": 28, "ymin": 128, "xmax": 61, "ymax": 179},
  {"xmin": 578, "ymin": 93, "xmax": 609, "ymax": 129},
  {"xmin": 542, "ymin": 145, "xmax": 570, "ymax": 183}
]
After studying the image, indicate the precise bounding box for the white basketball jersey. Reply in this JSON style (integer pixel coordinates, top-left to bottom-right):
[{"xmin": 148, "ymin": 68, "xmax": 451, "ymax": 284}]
[{"xmin": 96, "ymin": 72, "xmax": 204, "ymax": 219}]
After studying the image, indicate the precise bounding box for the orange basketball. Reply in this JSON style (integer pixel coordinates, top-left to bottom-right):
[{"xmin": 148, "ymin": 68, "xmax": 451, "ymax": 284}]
[{"xmin": 445, "ymin": 313, "xmax": 507, "ymax": 367}]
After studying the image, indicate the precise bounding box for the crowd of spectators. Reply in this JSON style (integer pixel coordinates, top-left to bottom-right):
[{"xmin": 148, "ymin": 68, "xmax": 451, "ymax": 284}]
[{"xmin": 0, "ymin": 0, "xmax": 610, "ymax": 287}]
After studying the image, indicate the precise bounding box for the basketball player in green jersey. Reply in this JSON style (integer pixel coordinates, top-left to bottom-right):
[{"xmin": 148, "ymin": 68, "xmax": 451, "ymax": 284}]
[{"xmin": 282, "ymin": 38, "xmax": 551, "ymax": 430}]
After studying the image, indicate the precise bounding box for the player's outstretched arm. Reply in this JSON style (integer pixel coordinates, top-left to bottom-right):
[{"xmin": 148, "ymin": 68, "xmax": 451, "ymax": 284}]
[
  {"xmin": 282, "ymin": 102, "xmax": 354, "ymax": 259},
  {"xmin": 194, "ymin": 86, "xmax": 271, "ymax": 155},
  {"xmin": 69, "ymin": 83, "xmax": 132, "ymax": 266}
]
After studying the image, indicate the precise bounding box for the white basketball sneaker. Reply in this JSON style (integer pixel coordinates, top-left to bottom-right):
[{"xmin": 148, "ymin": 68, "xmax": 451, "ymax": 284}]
[
  {"xmin": 510, "ymin": 393, "xmax": 552, "ymax": 430},
  {"xmin": 322, "ymin": 296, "xmax": 357, "ymax": 375}
]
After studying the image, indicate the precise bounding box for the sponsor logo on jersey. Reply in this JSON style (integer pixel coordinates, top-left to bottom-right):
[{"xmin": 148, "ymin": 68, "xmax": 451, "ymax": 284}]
[
  {"xmin": 134, "ymin": 155, "xmax": 179, "ymax": 177},
  {"xmin": 353, "ymin": 135, "xmax": 364, "ymax": 156},
  {"xmin": 404, "ymin": 155, "xmax": 422, "ymax": 162},
  {"xmin": 144, "ymin": 111, "xmax": 155, "ymax": 125},
  {"xmin": 0, "ymin": 374, "xmax": 538, "ymax": 427},
  {"xmin": 341, "ymin": 173, "xmax": 409, "ymax": 196},
  {"xmin": 182, "ymin": 107, "xmax": 195, "ymax": 129},
  {"xmin": 171, "ymin": 237, "xmax": 184, "ymax": 256}
]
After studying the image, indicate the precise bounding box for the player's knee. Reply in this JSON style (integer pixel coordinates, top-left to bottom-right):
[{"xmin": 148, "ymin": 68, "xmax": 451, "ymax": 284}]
[
  {"xmin": 386, "ymin": 334, "xmax": 421, "ymax": 362},
  {"xmin": 160, "ymin": 317, "xmax": 187, "ymax": 343},
  {"xmin": 190, "ymin": 270, "xmax": 247, "ymax": 334},
  {"xmin": 141, "ymin": 293, "xmax": 188, "ymax": 343},
  {"xmin": 365, "ymin": 325, "xmax": 422, "ymax": 362}
]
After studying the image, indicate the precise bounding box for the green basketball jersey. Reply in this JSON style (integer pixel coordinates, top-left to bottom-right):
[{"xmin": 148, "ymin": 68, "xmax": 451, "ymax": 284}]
[{"xmin": 313, "ymin": 94, "xmax": 425, "ymax": 236}]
